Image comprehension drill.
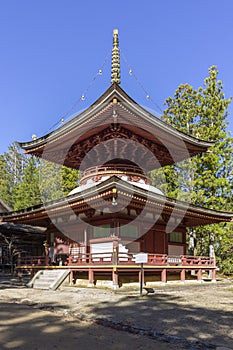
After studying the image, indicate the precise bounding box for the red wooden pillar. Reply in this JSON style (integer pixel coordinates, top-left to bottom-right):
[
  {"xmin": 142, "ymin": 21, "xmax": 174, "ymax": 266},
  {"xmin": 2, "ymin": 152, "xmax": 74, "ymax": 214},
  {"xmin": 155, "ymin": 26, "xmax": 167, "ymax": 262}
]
[
  {"xmin": 112, "ymin": 267, "xmax": 119, "ymax": 289},
  {"xmin": 112, "ymin": 239, "xmax": 119, "ymax": 265},
  {"xmin": 17, "ymin": 268, "xmax": 22, "ymax": 280},
  {"xmin": 211, "ymin": 268, "xmax": 216, "ymax": 282},
  {"xmin": 44, "ymin": 241, "xmax": 50, "ymax": 266},
  {"xmin": 44, "ymin": 231, "xmax": 51, "ymax": 266},
  {"xmin": 161, "ymin": 268, "xmax": 167, "ymax": 284},
  {"xmin": 45, "ymin": 255, "xmax": 50, "ymax": 266},
  {"xmin": 197, "ymin": 268, "xmax": 202, "ymax": 282},
  {"xmin": 180, "ymin": 269, "xmax": 185, "ymax": 282},
  {"xmin": 69, "ymin": 270, "xmax": 74, "ymax": 285},
  {"xmin": 88, "ymin": 268, "xmax": 94, "ymax": 287}
]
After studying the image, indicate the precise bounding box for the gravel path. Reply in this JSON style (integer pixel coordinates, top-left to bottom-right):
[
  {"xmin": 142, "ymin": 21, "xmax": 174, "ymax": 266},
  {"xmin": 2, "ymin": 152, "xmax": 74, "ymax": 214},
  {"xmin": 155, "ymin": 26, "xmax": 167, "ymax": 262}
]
[{"xmin": 0, "ymin": 277, "xmax": 232, "ymax": 350}]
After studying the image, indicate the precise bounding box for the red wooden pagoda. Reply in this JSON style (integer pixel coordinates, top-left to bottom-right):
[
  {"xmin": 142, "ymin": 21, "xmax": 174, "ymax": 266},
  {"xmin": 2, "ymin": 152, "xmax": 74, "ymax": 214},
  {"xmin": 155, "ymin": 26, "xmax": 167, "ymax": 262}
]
[{"xmin": 1, "ymin": 30, "xmax": 232, "ymax": 288}]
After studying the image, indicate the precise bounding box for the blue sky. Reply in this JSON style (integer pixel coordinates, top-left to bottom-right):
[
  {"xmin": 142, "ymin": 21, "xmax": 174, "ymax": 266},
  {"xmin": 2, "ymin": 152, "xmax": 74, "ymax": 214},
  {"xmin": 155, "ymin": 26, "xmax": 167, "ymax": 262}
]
[{"xmin": 0, "ymin": 0, "xmax": 233, "ymax": 154}]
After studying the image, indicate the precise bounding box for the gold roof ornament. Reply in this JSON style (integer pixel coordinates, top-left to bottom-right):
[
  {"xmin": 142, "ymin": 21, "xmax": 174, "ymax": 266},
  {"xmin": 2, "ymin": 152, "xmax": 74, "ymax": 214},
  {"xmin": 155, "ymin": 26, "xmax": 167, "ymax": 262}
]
[{"xmin": 111, "ymin": 29, "xmax": 121, "ymax": 84}]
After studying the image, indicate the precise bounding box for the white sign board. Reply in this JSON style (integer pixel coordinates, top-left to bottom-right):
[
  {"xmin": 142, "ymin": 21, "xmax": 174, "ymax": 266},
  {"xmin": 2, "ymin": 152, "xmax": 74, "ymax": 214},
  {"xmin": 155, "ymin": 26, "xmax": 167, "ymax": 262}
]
[{"xmin": 135, "ymin": 253, "xmax": 148, "ymax": 264}]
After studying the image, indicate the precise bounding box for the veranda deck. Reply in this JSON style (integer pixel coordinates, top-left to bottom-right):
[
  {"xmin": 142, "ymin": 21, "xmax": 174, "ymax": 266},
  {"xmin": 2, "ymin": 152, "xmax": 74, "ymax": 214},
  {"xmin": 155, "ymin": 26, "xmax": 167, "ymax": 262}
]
[{"xmin": 17, "ymin": 252, "xmax": 216, "ymax": 287}]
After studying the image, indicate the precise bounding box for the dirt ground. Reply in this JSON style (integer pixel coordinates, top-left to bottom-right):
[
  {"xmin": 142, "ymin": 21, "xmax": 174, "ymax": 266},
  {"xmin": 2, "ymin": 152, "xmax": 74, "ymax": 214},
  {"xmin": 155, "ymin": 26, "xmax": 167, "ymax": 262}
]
[{"xmin": 0, "ymin": 277, "xmax": 232, "ymax": 350}]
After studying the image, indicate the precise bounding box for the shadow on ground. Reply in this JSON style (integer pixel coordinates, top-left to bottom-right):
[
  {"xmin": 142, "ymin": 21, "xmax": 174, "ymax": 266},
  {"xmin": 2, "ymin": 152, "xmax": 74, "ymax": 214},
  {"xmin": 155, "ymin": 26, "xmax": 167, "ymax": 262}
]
[
  {"xmin": 0, "ymin": 279, "xmax": 232, "ymax": 350},
  {"xmin": 0, "ymin": 300, "xmax": 177, "ymax": 350},
  {"xmin": 89, "ymin": 285, "xmax": 233, "ymax": 349}
]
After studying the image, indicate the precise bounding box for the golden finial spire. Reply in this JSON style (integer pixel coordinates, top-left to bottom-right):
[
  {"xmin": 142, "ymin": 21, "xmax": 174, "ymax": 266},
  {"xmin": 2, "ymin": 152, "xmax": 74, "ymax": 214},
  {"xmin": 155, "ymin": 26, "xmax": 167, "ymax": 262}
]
[{"xmin": 111, "ymin": 29, "xmax": 121, "ymax": 84}]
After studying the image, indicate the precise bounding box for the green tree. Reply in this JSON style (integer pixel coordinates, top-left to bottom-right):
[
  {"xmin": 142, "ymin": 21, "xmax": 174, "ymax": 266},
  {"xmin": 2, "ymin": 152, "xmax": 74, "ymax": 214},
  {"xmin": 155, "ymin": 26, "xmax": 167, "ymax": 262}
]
[
  {"xmin": 13, "ymin": 156, "xmax": 41, "ymax": 210},
  {"xmin": 1, "ymin": 143, "xmax": 80, "ymax": 209},
  {"xmin": 151, "ymin": 84, "xmax": 202, "ymax": 200},
  {"xmin": 4, "ymin": 143, "xmax": 26, "ymax": 185},
  {"xmin": 0, "ymin": 155, "xmax": 12, "ymax": 206},
  {"xmin": 215, "ymin": 223, "xmax": 233, "ymax": 275},
  {"xmin": 160, "ymin": 66, "xmax": 233, "ymax": 273},
  {"xmin": 39, "ymin": 160, "xmax": 79, "ymax": 202},
  {"xmin": 61, "ymin": 166, "xmax": 80, "ymax": 195},
  {"xmin": 0, "ymin": 143, "xmax": 27, "ymax": 208}
]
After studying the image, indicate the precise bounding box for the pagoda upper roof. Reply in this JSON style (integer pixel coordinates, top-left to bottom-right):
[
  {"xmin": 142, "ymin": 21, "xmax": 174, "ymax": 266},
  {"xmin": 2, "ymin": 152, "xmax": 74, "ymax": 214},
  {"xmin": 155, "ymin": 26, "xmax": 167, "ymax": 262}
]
[{"xmin": 18, "ymin": 83, "xmax": 214, "ymax": 171}]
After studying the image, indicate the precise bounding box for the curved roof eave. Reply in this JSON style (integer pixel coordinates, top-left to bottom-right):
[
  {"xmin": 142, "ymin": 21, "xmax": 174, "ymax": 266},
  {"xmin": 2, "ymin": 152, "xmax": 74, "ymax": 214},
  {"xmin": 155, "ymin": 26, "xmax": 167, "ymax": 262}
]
[
  {"xmin": 0, "ymin": 176, "xmax": 232, "ymax": 227},
  {"xmin": 18, "ymin": 84, "xmax": 214, "ymax": 152}
]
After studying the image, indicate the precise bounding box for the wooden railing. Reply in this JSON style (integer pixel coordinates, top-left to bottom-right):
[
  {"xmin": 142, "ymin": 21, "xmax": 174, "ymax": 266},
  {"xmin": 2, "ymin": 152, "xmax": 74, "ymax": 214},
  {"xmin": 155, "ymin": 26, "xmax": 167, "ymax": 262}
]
[
  {"xmin": 18, "ymin": 256, "xmax": 47, "ymax": 266},
  {"xmin": 67, "ymin": 253, "xmax": 214, "ymax": 267},
  {"xmin": 181, "ymin": 255, "xmax": 215, "ymax": 266},
  {"xmin": 82, "ymin": 164, "xmax": 145, "ymax": 177},
  {"xmin": 18, "ymin": 253, "xmax": 215, "ymax": 268}
]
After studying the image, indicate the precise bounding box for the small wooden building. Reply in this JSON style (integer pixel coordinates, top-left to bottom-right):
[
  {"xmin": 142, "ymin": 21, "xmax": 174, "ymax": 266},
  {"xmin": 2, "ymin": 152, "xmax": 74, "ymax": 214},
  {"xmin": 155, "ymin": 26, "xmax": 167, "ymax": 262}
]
[
  {"xmin": 0, "ymin": 199, "xmax": 46, "ymax": 271},
  {"xmin": 1, "ymin": 30, "xmax": 232, "ymax": 287}
]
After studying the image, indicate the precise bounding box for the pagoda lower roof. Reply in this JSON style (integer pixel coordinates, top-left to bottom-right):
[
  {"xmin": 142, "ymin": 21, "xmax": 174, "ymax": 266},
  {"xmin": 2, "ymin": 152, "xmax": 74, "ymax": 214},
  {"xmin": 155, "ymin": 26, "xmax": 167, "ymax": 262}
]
[
  {"xmin": 1, "ymin": 176, "xmax": 232, "ymax": 230},
  {"xmin": 18, "ymin": 84, "xmax": 214, "ymax": 170}
]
